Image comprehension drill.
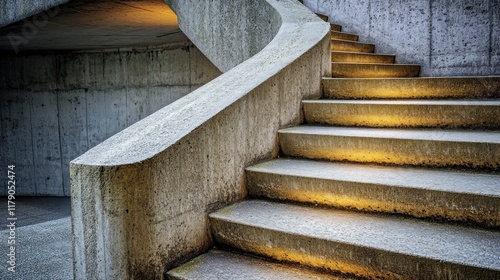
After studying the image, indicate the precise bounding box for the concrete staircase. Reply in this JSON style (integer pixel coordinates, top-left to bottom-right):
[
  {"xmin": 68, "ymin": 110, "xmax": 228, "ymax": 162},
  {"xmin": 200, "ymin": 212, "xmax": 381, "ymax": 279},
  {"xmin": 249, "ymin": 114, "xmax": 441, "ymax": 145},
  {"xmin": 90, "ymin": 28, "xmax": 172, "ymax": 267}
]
[{"xmin": 167, "ymin": 13, "xmax": 500, "ymax": 280}]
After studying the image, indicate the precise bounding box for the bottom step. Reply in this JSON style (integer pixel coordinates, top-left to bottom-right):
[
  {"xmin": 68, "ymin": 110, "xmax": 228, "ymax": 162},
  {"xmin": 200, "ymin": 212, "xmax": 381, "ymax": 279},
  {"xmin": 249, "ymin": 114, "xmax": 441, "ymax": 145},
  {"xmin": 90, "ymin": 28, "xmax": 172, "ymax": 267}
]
[
  {"xmin": 210, "ymin": 200, "xmax": 500, "ymax": 279},
  {"xmin": 167, "ymin": 250, "xmax": 350, "ymax": 280}
]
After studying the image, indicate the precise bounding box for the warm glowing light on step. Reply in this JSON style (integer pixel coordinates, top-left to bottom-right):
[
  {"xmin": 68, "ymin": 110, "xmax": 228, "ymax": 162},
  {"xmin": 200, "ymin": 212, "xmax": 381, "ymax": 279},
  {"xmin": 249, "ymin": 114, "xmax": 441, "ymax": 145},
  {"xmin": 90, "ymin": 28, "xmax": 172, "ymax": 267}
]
[
  {"xmin": 290, "ymin": 147, "xmax": 410, "ymax": 165},
  {"xmin": 309, "ymin": 113, "xmax": 461, "ymax": 128},
  {"xmin": 331, "ymin": 52, "xmax": 396, "ymax": 64},
  {"xmin": 322, "ymin": 78, "xmax": 498, "ymax": 99},
  {"xmin": 332, "ymin": 67, "xmax": 419, "ymax": 78},
  {"xmin": 235, "ymin": 238, "xmax": 399, "ymax": 279},
  {"xmin": 255, "ymin": 188, "xmax": 489, "ymax": 225}
]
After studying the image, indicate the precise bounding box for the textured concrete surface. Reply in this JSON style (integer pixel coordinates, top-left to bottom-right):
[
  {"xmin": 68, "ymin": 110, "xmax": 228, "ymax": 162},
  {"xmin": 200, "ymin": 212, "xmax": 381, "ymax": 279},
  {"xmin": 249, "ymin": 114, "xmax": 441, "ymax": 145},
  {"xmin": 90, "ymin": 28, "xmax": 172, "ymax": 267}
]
[
  {"xmin": 0, "ymin": 45, "xmax": 220, "ymax": 196},
  {"xmin": 303, "ymin": 99, "xmax": 500, "ymax": 128},
  {"xmin": 0, "ymin": 197, "xmax": 71, "ymax": 226},
  {"xmin": 70, "ymin": 0, "xmax": 331, "ymax": 278},
  {"xmin": 167, "ymin": 0, "xmax": 281, "ymax": 72},
  {"xmin": 331, "ymin": 62, "xmax": 420, "ymax": 78},
  {"xmin": 167, "ymin": 250, "xmax": 352, "ymax": 280},
  {"xmin": 305, "ymin": 0, "xmax": 500, "ymax": 76},
  {"xmin": 0, "ymin": 0, "xmax": 188, "ymax": 52},
  {"xmin": 210, "ymin": 200, "xmax": 500, "ymax": 279},
  {"xmin": 278, "ymin": 126, "xmax": 500, "ymax": 169},
  {"xmin": 0, "ymin": 197, "xmax": 72, "ymax": 280},
  {"xmin": 323, "ymin": 77, "xmax": 500, "ymax": 99},
  {"xmin": 247, "ymin": 159, "xmax": 500, "ymax": 227},
  {"xmin": 0, "ymin": 0, "xmax": 68, "ymax": 28}
]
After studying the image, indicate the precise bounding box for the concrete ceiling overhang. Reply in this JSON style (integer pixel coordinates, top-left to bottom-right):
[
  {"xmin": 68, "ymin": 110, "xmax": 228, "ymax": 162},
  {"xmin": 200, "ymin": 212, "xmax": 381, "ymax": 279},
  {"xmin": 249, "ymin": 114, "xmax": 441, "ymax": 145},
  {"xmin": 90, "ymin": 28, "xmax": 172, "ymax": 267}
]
[{"xmin": 0, "ymin": 0, "xmax": 188, "ymax": 53}]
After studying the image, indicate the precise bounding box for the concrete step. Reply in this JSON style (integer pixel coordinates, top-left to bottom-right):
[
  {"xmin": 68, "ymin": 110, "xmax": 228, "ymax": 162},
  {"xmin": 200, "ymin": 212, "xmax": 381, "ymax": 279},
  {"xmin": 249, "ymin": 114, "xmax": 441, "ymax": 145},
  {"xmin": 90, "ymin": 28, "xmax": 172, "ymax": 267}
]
[
  {"xmin": 331, "ymin": 31, "xmax": 358, "ymax": 41},
  {"xmin": 331, "ymin": 51, "xmax": 395, "ymax": 64},
  {"xmin": 316, "ymin": 13, "xmax": 328, "ymax": 21},
  {"xmin": 323, "ymin": 76, "xmax": 500, "ymax": 99},
  {"xmin": 210, "ymin": 200, "xmax": 500, "ymax": 279},
  {"xmin": 332, "ymin": 63, "xmax": 420, "ymax": 78},
  {"xmin": 330, "ymin": 24, "xmax": 342, "ymax": 32},
  {"xmin": 278, "ymin": 126, "xmax": 500, "ymax": 170},
  {"xmin": 331, "ymin": 39, "xmax": 374, "ymax": 53},
  {"xmin": 303, "ymin": 99, "xmax": 500, "ymax": 128},
  {"xmin": 246, "ymin": 159, "xmax": 500, "ymax": 228},
  {"xmin": 167, "ymin": 249, "xmax": 350, "ymax": 280}
]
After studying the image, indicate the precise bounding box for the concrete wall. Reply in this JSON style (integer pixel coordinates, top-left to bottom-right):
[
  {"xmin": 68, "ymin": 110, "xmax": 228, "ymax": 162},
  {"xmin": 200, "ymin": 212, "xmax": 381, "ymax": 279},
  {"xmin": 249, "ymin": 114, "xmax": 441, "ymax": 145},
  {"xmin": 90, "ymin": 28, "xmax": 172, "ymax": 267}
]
[
  {"xmin": 71, "ymin": 0, "xmax": 331, "ymax": 278},
  {"xmin": 0, "ymin": 44, "xmax": 221, "ymax": 196},
  {"xmin": 304, "ymin": 0, "xmax": 500, "ymax": 76},
  {"xmin": 0, "ymin": 0, "xmax": 69, "ymax": 28},
  {"xmin": 167, "ymin": 0, "xmax": 281, "ymax": 72}
]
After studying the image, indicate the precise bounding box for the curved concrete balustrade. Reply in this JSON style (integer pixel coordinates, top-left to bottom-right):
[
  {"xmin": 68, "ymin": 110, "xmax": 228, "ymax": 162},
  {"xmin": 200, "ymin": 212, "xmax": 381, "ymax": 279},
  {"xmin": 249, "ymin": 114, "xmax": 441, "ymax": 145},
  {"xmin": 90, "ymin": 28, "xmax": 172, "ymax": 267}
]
[{"xmin": 70, "ymin": 0, "xmax": 331, "ymax": 279}]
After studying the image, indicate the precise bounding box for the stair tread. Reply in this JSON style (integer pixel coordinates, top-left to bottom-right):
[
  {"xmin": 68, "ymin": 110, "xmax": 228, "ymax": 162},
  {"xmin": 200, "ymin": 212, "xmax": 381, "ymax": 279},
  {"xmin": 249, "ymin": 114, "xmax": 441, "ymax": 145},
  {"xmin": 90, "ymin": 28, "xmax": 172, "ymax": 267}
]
[
  {"xmin": 331, "ymin": 39, "xmax": 373, "ymax": 45},
  {"xmin": 330, "ymin": 31, "xmax": 358, "ymax": 41},
  {"xmin": 331, "ymin": 31, "xmax": 357, "ymax": 35},
  {"xmin": 331, "ymin": 51, "xmax": 395, "ymax": 57},
  {"xmin": 168, "ymin": 249, "xmax": 348, "ymax": 280},
  {"xmin": 322, "ymin": 76, "xmax": 500, "ymax": 99},
  {"xmin": 247, "ymin": 158, "xmax": 500, "ymax": 197},
  {"xmin": 331, "ymin": 52, "xmax": 396, "ymax": 64},
  {"xmin": 332, "ymin": 62, "xmax": 420, "ymax": 67},
  {"xmin": 332, "ymin": 63, "xmax": 420, "ymax": 78},
  {"xmin": 324, "ymin": 76, "xmax": 500, "ymax": 80},
  {"xmin": 211, "ymin": 200, "xmax": 500, "ymax": 271},
  {"xmin": 303, "ymin": 99, "xmax": 500, "ymax": 105},
  {"xmin": 332, "ymin": 51, "xmax": 394, "ymax": 55},
  {"xmin": 331, "ymin": 40, "xmax": 375, "ymax": 54},
  {"xmin": 279, "ymin": 126, "xmax": 500, "ymax": 144}
]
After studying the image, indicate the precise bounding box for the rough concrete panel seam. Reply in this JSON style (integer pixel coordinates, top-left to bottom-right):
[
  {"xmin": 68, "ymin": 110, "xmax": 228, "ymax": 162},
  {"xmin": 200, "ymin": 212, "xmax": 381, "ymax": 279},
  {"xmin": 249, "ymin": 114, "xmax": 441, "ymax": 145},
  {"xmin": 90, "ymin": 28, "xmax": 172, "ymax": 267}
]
[
  {"xmin": 368, "ymin": 0, "xmax": 372, "ymax": 39},
  {"xmin": 56, "ymin": 92, "xmax": 65, "ymax": 193},
  {"xmin": 28, "ymin": 91, "xmax": 37, "ymax": 194},
  {"xmin": 429, "ymin": 0, "xmax": 433, "ymax": 71},
  {"xmin": 489, "ymin": 0, "xmax": 493, "ymax": 67}
]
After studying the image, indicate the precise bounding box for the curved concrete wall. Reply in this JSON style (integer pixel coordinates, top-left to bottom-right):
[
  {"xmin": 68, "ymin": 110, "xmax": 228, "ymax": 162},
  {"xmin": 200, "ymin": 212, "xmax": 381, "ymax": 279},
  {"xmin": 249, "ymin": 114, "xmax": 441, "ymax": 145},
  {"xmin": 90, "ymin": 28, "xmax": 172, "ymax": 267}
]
[
  {"xmin": 0, "ymin": 44, "xmax": 221, "ymax": 196},
  {"xmin": 0, "ymin": 0, "xmax": 68, "ymax": 28},
  {"xmin": 71, "ymin": 0, "xmax": 331, "ymax": 279},
  {"xmin": 305, "ymin": 0, "xmax": 500, "ymax": 76},
  {"xmin": 167, "ymin": 0, "xmax": 282, "ymax": 72}
]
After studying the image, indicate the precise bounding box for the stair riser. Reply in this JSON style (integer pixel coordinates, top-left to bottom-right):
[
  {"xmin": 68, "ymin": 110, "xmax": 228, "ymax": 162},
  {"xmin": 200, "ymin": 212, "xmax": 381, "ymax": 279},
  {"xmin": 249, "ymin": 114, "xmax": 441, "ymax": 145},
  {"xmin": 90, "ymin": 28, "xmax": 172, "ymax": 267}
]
[
  {"xmin": 211, "ymin": 218, "xmax": 498, "ymax": 279},
  {"xmin": 331, "ymin": 40, "xmax": 374, "ymax": 53},
  {"xmin": 247, "ymin": 171, "xmax": 500, "ymax": 228},
  {"xmin": 331, "ymin": 24, "xmax": 341, "ymax": 32},
  {"xmin": 323, "ymin": 77, "xmax": 500, "ymax": 99},
  {"xmin": 279, "ymin": 133, "xmax": 500, "ymax": 170},
  {"xmin": 303, "ymin": 103, "xmax": 500, "ymax": 128},
  {"xmin": 316, "ymin": 14, "xmax": 328, "ymax": 21},
  {"xmin": 332, "ymin": 52, "xmax": 395, "ymax": 64},
  {"xmin": 332, "ymin": 63, "xmax": 420, "ymax": 78},
  {"xmin": 331, "ymin": 31, "xmax": 358, "ymax": 41}
]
